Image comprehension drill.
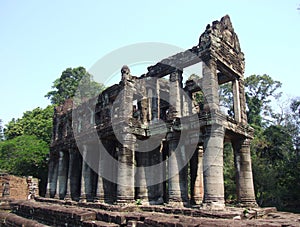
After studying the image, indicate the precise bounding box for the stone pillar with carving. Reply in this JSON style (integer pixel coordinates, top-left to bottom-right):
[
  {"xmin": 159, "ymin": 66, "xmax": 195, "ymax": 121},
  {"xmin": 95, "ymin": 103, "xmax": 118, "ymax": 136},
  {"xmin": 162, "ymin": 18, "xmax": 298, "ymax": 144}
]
[{"xmin": 232, "ymin": 139, "xmax": 257, "ymax": 206}]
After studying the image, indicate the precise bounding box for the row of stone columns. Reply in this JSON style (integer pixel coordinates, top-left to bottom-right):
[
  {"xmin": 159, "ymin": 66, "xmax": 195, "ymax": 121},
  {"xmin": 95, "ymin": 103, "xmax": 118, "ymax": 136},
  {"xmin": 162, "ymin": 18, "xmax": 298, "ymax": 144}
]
[
  {"xmin": 46, "ymin": 139, "xmax": 205, "ymax": 204},
  {"xmin": 46, "ymin": 62, "xmax": 256, "ymax": 207},
  {"xmin": 46, "ymin": 138, "xmax": 255, "ymax": 206}
]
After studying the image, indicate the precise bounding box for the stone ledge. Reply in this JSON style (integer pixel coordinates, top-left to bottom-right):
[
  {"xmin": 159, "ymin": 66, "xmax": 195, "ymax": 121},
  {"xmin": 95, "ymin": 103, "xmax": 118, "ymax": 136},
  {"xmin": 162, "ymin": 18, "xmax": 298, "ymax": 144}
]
[
  {"xmin": 7, "ymin": 199, "xmax": 300, "ymax": 227},
  {"xmin": 0, "ymin": 210, "xmax": 48, "ymax": 227}
]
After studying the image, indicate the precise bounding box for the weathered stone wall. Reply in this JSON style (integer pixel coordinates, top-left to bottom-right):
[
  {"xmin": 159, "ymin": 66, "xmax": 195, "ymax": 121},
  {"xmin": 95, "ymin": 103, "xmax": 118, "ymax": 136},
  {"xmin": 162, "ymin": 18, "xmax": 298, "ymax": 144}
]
[{"xmin": 0, "ymin": 174, "xmax": 39, "ymax": 200}]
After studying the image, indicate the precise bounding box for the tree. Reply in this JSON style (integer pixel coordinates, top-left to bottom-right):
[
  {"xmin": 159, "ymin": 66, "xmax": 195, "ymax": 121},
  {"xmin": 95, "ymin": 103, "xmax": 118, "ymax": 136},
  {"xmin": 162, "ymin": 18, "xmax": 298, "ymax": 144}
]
[
  {"xmin": 4, "ymin": 105, "xmax": 54, "ymax": 145},
  {"xmin": 285, "ymin": 98, "xmax": 300, "ymax": 152},
  {"xmin": 245, "ymin": 74, "xmax": 282, "ymax": 126},
  {"xmin": 219, "ymin": 83, "xmax": 234, "ymax": 117},
  {"xmin": 45, "ymin": 66, "xmax": 105, "ymax": 105},
  {"xmin": 0, "ymin": 135, "xmax": 49, "ymax": 195},
  {"xmin": 0, "ymin": 119, "xmax": 3, "ymax": 141}
]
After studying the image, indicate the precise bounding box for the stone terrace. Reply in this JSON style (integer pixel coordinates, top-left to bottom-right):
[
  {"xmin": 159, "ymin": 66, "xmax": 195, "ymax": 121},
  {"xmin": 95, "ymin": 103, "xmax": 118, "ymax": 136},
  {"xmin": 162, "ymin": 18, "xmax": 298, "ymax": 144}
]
[{"xmin": 0, "ymin": 199, "xmax": 299, "ymax": 226}]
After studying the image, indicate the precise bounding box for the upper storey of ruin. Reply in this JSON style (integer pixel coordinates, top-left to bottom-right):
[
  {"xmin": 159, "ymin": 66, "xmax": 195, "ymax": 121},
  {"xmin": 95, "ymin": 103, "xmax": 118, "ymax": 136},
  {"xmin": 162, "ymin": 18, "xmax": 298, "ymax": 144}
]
[
  {"xmin": 144, "ymin": 15, "xmax": 244, "ymax": 83},
  {"xmin": 51, "ymin": 15, "xmax": 252, "ymax": 147}
]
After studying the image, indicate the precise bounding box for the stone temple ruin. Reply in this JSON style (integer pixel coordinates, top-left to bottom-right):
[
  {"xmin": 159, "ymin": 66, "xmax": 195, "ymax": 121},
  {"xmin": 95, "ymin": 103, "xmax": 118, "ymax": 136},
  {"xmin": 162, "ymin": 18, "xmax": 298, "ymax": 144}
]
[{"xmin": 46, "ymin": 15, "xmax": 257, "ymax": 209}]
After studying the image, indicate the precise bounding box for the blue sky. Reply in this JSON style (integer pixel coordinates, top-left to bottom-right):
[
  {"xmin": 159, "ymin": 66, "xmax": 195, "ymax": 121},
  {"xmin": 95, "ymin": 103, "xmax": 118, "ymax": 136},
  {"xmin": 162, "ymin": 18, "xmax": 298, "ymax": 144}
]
[{"xmin": 1, "ymin": 0, "xmax": 300, "ymax": 125}]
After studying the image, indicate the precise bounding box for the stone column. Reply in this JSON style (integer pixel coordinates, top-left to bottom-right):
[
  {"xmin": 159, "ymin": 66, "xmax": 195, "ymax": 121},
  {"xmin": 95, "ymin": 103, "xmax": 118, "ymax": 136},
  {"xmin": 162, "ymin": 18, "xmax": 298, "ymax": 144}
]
[
  {"xmin": 201, "ymin": 60, "xmax": 219, "ymax": 111},
  {"xmin": 148, "ymin": 145, "xmax": 164, "ymax": 204},
  {"xmin": 151, "ymin": 78, "xmax": 160, "ymax": 121},
  {"xmin": 190, "ymin": 145, "xmax": 204, "ymax": 205},
  {"xmin": 238, "ymin": 80, "xmax": 248, "ymax": 124},
  {"xmin": 56, "ymin": 150, "xmax": 69, "ymax": 200},
  {"xmin": 167, "ymin": 132, "xmax": 188, "ymax": 205},
  {"xmin": 95, "ymin": 141, "xmax": 104, "ymax": 203},
  {"xmin": 233, "ymin": 139, "xmax": 257, "ymax": 206},
  {"xmin": 117, "ymin": 134, "xmax": 136, "ymax": 204},
  {"xmin": 80, "ymin": 144, "xmax": 93, "ymax": 202},
  {"xmin": 136, "ymin": 143, "xmax": 163, "ymax": 205},
  {"xmin": 65, "ymin": 148, "xmax": 74, "ymax": 200},
  {"xmin": 202, "ymin": 124, "xmax": 225, "ymax": 208},
  {"xmin": 182, "ymin": 92, "xmax": 190, "ymax": 117},
  {"xmin": 135, "ymin": 150, "xmax": 149, "ymax": 202},
  {"xmin": 45, "ymin": 157, "xmax": 52, "ymax": 198},
  {"xmin": 72, "ymin": 149, "xmax": 82, "ymax": 201},
  {"xmin": 46, "ymin": 150, "xmax": 59, "ymax": 198},
  {"xmin": 140, "ymin": 97, "xmax": 148, "ymax": 125},
  {"xmin": 147, "ymin": 88, "xmax": 153, "ymax": 121},
  {"xmin": 100, "ymin": 140, "xmax": 117, "ymax": 203},
  {"xmin": 167, "ymin": 69, "xmax": 188, "ymax": 205},
  {"xmin": 232, "ymin": 79, "xmax": 241, "ymax": 122},
  {"xmin": 169, "ymin": 69, "xmax": 183, "ymax": 118}
]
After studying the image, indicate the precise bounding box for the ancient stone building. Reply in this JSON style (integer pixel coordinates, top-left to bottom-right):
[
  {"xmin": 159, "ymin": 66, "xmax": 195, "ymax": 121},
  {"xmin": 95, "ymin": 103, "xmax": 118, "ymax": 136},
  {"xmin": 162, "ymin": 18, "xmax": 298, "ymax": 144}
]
[{"xmin": 46, "ymin": 15, "xmax": 257, "ymax": 209}]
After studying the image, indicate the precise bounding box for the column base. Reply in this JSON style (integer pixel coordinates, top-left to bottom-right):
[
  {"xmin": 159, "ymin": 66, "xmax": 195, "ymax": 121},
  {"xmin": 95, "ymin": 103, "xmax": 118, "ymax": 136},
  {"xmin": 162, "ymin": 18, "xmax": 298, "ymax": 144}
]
[
  {"xmin": 116, "ymin": 198, "xmax": 135, "ymax": 205},
  {"xmin": 237, "ymin": 200, "xmax": 258, "ymax": 208},
  {"xmin": 45, "ymin": 192, "xmax": 50, "ymax": 198},
  {"xmin": 64, "ymin": 194, "xmax": 71, "ymax": 201},
  {"xmin": 167, "ymin": 198, "xmax": 189, "ymax": 207},
  {"xmin": 79, "ymin": 195, "xmax": 87, "ymax": 203},
  {"xmin": 190, "ymin": 197, "xmax": 203, "ymax": 205},
  {"xmin": 54, "ymin": 194, "xmax": 64, "ymax": 200},
  {"xmin": 94, "ymin": 196, "xmax": 104, "ymax": 203},
  {"xmin": 202, "ymin": 201, "xmax": 225, "ymax": 210},
  {"xmin": 149, "ymin": 197, "xmax": 164, "ymax": 205}
]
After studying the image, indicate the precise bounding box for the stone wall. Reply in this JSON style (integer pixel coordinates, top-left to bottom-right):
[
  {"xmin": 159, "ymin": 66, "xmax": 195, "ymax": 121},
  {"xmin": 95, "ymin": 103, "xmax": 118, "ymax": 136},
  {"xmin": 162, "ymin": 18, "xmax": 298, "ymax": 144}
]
[{"xmin": 0, "ymin": 173, "xmax": 39, "ymax": 200}]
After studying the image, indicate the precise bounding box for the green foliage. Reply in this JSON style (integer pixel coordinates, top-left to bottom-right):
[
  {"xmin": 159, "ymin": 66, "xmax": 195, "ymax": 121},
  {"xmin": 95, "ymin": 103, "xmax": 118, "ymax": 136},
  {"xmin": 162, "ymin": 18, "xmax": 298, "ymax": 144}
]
[
  {"xmin": 245, "ymin": 74, "xmax": 282, "ymax": 126},
  {"xmin": 218, "ymin": 74, "xmax": 300, "ymax": 211},
  {"xmin": 223, "ymin": 143, "xmax": 236, "ymax": 202},
  {"xmin": 0, "ymin": 135, "xmax": 48, "ymax": 178},
  {"xmin": 251, "ymin": 118, "xmax": 300, "ymax": 210},
  {"xmin": 135, "ymin": 199, "xmax": 142, "ymax": 205},
  {"xmin": 219, "ymin": 83, "xmax": 234, "ymax": 117},
  {"xmin": 0, "ymin": 119, "xmax": 3, "ymax": 141},
  {"xmin": 187, "ymin": 74, "xmax": 205, "ymax": 109},
  {"xmin": 285, "ymin": 97, "xmax": 300, "ymax": 151},
  {"xmin": 4, "ymin": 105, "xmax": 54, "ymax": 145},
  {"xmin": 45, "ymin": 66, "xmax": 105, "ymax": 105}
]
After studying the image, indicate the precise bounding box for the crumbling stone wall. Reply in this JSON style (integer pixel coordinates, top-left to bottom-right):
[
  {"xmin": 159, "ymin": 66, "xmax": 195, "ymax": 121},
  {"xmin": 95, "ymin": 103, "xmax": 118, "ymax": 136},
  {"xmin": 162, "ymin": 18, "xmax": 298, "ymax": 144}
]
[{"xmin": 0, "ymin": 173, "xmax": 39, "ymax": 200}]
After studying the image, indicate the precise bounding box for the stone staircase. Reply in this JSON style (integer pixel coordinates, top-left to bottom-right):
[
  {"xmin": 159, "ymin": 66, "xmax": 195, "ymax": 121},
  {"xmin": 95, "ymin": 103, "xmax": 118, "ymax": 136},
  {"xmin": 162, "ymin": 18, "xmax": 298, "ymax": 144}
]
[{"xmin": 0, "ymin": 199, "xmax": 300, "ymax": 226}]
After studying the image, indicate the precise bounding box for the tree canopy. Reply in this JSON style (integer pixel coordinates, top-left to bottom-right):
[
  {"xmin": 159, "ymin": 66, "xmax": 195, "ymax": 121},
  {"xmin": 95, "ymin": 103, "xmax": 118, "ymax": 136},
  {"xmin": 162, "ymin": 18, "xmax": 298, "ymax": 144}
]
[
  {"xmin": 0, "ymin": 119, "xmax": 3, "ymax": 141},
  {"xmin": 0, "ymin": 135, "xmax": 48, "ymax": 177},
  {"xmin": 45, "ymin": 66, "xmax": 105, "ymax": 105},
  {"xmin": 4, "ymin": 105, "xmax": 54, "ymax": 145},
  {"xmin": 245, "ymin": 74, "xmax": 282, "ymax": 127}
]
